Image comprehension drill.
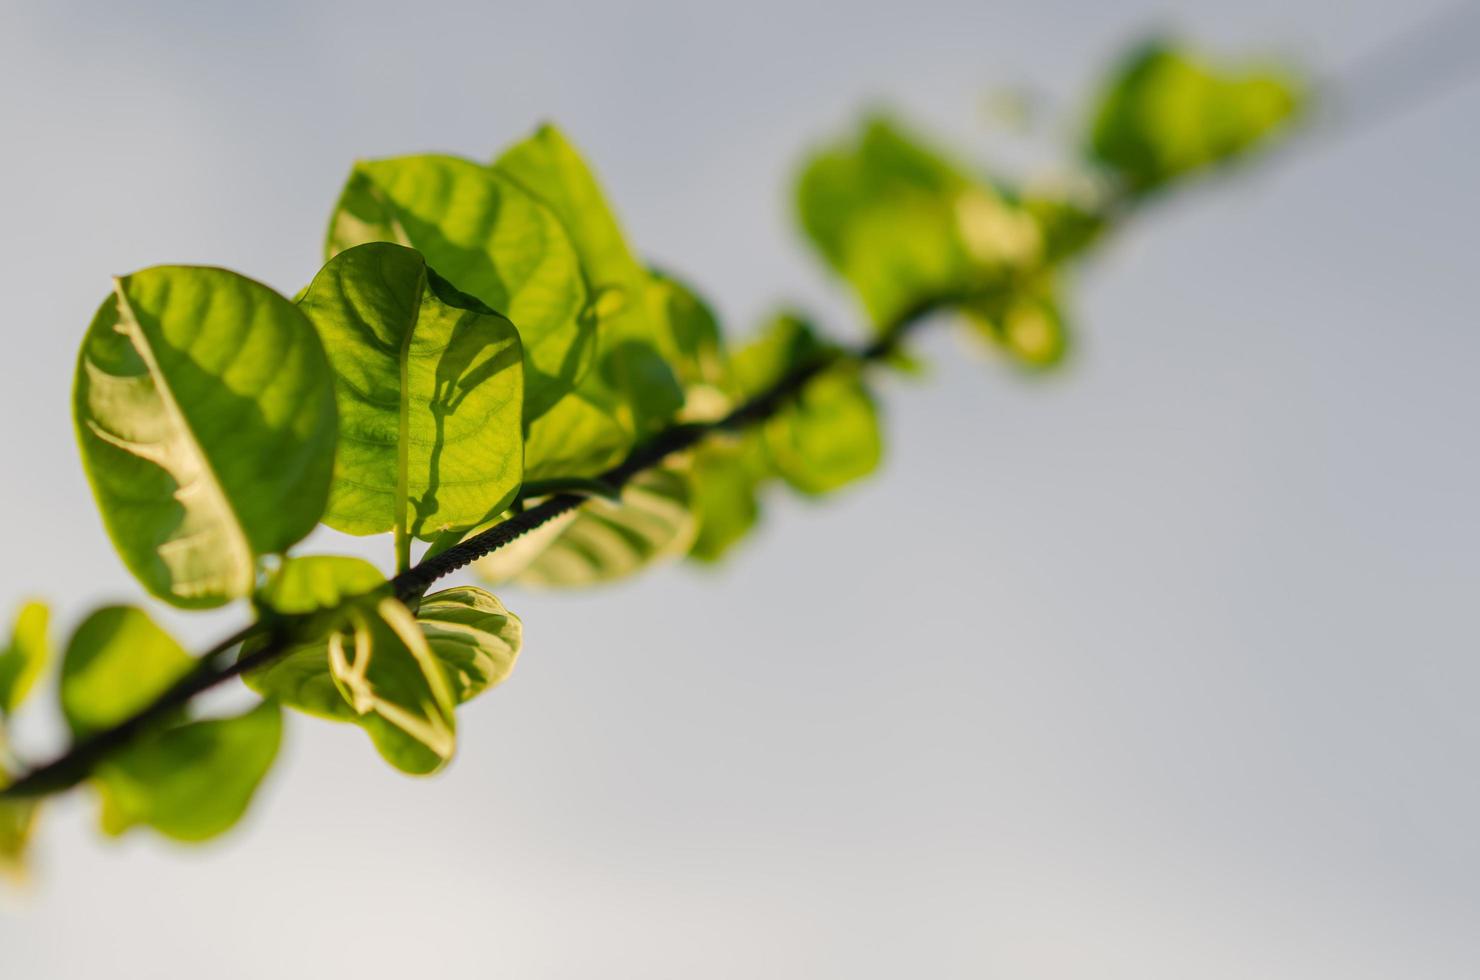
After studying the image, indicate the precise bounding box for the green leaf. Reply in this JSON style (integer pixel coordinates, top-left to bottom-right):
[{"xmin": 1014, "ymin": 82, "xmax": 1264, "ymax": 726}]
[
  {"xmin": 94, "ymin": 700, "xmax": 281, "ymax": 842},
  {"xmin": 648, "ymin": 269, "xmax": 728, "ymax": 392},
  {"xmin": 796, "ymin": 116, "xmax": 1040, "ymax": 326},
  {"xmin": 1087, "ymin": 40, "xmax": 1303, "ymax": 195},
  {"xmin": 327, "ymin": 155, "xmax": 593, "ymax": 423},
  {"xmin": 256, "ymin": 553, "xmax": 388, "ymax": 616},
  {"xmin": 727, "ymin": 313, "xmax": 882, "ymax": 495},
  {"xmin": 54, "ymin": 605, "xmax": 282, "ymax": 841},
  {"xmin": 298, "ymin": 243, "xmax": 524, "ymax": 546},
  {"xmin": 60, "ymin": 606, "xmax": 193, "ymax": 739},
  {"xmin": 328, "ymin": 596, "xmax": 458, "ymax": 774},
  {"xmin": 766, "ymin": 369, "xmax": 882, "ymax": 496},
  {"xmin": 245, "ymin": 557, "xmax": 457, "ymax": 774},
  {"xmin": 688, "ymin": 437, "xmax": 767, "ymax": 563},
  {"xmin": 74, "ymin": 266, "xmax": 338, "ymax": 608},
  {"xmin": 0, "ymin": 601, "xmax": 49, "ymax": 717},
  {"xmin": 416, "ymin": 586, "xmax": 522, "ymax": 704},
  {"xmin": 476, "ymin": 467, "xmax": 696, "ymax": 587},
  {"xmin": 0, "ymin": 794, "xmax": 39, "ymax": 882},
  {"xmin": 962, "ymin": 274, "xmax": 1072, "ymax": 370},
  {"xmin": 494, "ymin": 126, "xmax": 685, "ymax": 406}
]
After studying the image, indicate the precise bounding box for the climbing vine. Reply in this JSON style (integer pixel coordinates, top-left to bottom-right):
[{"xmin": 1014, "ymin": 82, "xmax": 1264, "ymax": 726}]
[{"xmin": 0, "ymin": 38, "xmax": 1303, "ymax": 876}]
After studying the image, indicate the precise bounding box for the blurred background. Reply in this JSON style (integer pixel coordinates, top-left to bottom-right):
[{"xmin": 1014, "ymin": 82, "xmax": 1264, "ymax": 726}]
[{"xmin": 1, "ymin": 0, "xmax": 1477, "ymax": 976}]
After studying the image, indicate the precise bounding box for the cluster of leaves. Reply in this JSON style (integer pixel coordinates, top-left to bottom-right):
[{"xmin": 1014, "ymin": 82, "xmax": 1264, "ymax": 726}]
[{"xmin": 0, "ymin": 38, "xmax": 1300, "ymax": 877}]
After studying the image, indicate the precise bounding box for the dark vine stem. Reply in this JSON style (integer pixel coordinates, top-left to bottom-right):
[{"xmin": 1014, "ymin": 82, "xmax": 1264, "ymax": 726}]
[
  {"xmin": 0, "ymin": 292, "xmax": 956, "ymax": 801},
  {"xmin": 14, "ymin": 10, "xmax": 1475, "ymax": 803}
]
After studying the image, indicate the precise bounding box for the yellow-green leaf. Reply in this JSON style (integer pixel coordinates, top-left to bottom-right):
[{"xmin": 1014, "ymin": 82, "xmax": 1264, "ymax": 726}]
[
  {"xmin": 246, "ymin": 557, "xmax": 458, "ymax": 774},
  {"xmin": 60, "ymin": 606, "xmax": 193, "ymax": 739},
  {"xmin": 299, "ymin": 243, "xmax": 524, "ymax": 542},
  {"xmin": 0, "ymin": 794, "xmax": 39, "ymax": 883},
  {"xmin": 0, "ymin": 601, "xmax": 49, "ymax": 717},
  {"xmin": 74, "ymin": 267, "xmax": 337, "ymax": 607},
  {"xmin": 416, "ymin": 586, "xmax": 522, "ymax": 704},
  {"xmin": 962, "ymin": 274, "xmax": 1072, "ymax": 370},
  {"xmin": 796, "ymin": 117, "xmax": 1040, "ymax": 326},
  {"xmin": 1087, "ymin": 40, "xmax": 1304, "ymax": 195},
  {"xmin": 476, "ymin": 467, "xmax": 696, "ymax": 587},
  {"xmin": 327, "ymin": 155, "xmax": 592, "ymax": 423},
  {"xmin": 95, "ymin": 700, "xmax": 281, "ymax": 843}
]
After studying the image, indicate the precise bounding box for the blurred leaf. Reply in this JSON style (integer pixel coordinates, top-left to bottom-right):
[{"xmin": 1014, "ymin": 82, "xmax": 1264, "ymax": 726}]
[
  {"xmin": 74, "ymin": 267, "xmax": 337, "ymax": 608},
  {"xmin": 94, "ymin": 700, "xmax": 281, "ymax": 843},
  {"xmin": 688, "ymin": 436, "xmax": 767, "ymax": 563},
  {"xmin": 416, "ymin": 586, "xmax": 522, "ymax": 704},
  {"xmin": 797, "ymin": 116, "xmax": 1040, "ymax": 325},
  {"xmin": 962, "ymin": 274, "xmax": 1072, "ymax": 370},
  {"xmin": 1022, "ymin": 192, "xmax": 1109, "ymax": 264},
  {"xmin": 647, "ymin": 269, "xmax": 728, "ymax": 391},
  {"xmin": 56, "ymin": 606, "xmax": 282, "ymax": 842},
  {"xmin": 476, "ymin": 467, "xmax": 696, "ymax": 587},
  {"xmin": 0, "ymin": 601, "xmax": 49, "ymax": 717},
  {"xmin": 0, "ymin": 793, "xmax": 39, "ymax": 882},
  {"xmin": 246, "ymin": 557, "xmax": 459, "ymax": 774},
  {"xmin": 327, "ymin": 155, "xmax": 593, "ymax": 422},
  {"xmin": 766, "ymin": 369, "xmax": 882, "ymax": 496},
  {"xmin": 728, "ymin": 314, "xmax": 881, "ymax": 496},
  {"xmin": 1087, "ymin": 40, "xmax": 1303, "ymax": 195},
  {"xmin": 299, "ymin": 243, "xmax": 524, "ymax": 542},
  {"xmin": 60, "ymin": 606, "xmax": 193, "ymax": 739}
]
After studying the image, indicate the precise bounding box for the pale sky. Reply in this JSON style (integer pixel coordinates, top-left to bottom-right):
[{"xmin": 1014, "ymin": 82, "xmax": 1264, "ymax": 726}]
[{"xmin": 1, "ymin": 1, "xmax": 1477, "ymax": 977}]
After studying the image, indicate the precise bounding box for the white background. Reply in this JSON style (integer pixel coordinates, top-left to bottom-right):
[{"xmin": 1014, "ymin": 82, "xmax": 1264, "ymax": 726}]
[{"xmin": 1, "ymin": 0, "xmax": 1477, "ymax": 976}]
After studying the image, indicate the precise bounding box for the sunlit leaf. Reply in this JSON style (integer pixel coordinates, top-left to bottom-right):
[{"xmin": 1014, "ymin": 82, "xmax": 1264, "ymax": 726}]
[
  {"xmin": 94, "ymin": 700, "xmax": 281, "ymax": 842},
  {"xmin": 246, "ymin": 557, "xmax": 459, "ymax": 774},
  {"xmin": 475, "ymin": 467, "xmax": 696, "ymax": 587},
  {"xmin": 796, "ymin": 116, "xmax": 1040, "ymax": 326},
  {"xmin": 0, "ymin": 601, "xmax": 49, "ymax": 717},
  {"xmin": 1087, "ymin": 40, "xmax": 1303, "ymax": 195},
  {"xmin": 74, "ymin": 267, "xmax": 337, "ymax": 607},
  {"xmin": 329, "ymin": 597, "xmax": 458, "ymax": 774},
  {"xmin": 299, "ymin": 243, "xmax": 524, "ymax": 542},
  {"xmin": 416, "ymin": 586, "xmax": 522, "ymax": 704},
  {"xmin": 60, "ymin": 606, "xmax": 193, "ymax": 739},
  {"xmin": 494, "ymin": 124, "xmax": 685, "ymax": 432},
  {"xmin": 327, "ymin": 155, "xmax": 593, "ymax": 422}
]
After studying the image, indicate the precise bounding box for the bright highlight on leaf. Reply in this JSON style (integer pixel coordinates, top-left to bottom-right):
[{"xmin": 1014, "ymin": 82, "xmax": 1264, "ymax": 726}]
[
  {"xmin": 74, "ymin": 266, "xmax": 337, "ymax": 608},
  {"xmin": 476, "ymin": 467, "xmax": 697, "ymax": 587},
  {"xmin": 299, "ymin": 243, "xmax": 525, "ymax": 557},
  {"xmin": 246, "ymin": 556, "xmax": 520, "ymax": 774},
  {"xmin": 416, "ymin": 587, "xmax": 523, "ymax": 704}
]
